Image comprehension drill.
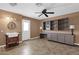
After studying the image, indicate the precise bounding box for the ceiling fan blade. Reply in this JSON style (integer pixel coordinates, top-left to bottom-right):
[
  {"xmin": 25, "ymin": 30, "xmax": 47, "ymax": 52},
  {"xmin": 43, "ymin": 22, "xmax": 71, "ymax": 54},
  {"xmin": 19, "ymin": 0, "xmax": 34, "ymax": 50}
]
[
  {"xmin": 44, "ymin": 13, "xmax": 48, "ymax": 17},
  {"xmin": 35, "ymin": 12, "xmax": 42, "ymax": 14},
  {"xmin": 46, "ymin": 12, "xmax": 54, "ymax": 14},
  {"xmin": 38, "ymin": 13, "xmax": 43, "ymax": 17}
]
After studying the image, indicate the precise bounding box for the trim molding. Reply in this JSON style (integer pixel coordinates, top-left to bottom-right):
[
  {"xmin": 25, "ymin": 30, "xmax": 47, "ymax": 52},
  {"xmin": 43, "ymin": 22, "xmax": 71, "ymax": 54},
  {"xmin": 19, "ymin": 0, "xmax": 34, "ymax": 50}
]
[
  {"xmin": 30, "ymin": 36, "xmax": 39, "ymax": 40},
  {"xmin": 19, "ymin": 41, "xmax": 23, "ymax": 43},
  {"xmin": 74, "ymin": 43, "xmax": 79, "ymax": 46},
  {"xmin": 0, "ymin": 45, "xmax": 5, "ymax": 48}
]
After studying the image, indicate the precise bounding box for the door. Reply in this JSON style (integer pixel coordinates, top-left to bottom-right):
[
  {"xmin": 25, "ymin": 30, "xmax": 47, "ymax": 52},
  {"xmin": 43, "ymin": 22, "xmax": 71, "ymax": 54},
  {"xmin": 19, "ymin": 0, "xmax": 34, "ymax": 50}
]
[{"xmin": 22, "ymin": 20, "xmax": 30, "ymax": 41}]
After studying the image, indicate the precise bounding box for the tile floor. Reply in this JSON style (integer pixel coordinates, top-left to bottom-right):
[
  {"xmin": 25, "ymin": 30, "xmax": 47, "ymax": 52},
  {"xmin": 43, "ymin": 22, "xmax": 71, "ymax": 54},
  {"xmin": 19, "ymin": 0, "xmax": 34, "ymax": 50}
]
[{"xmin": 0, "ymin": 39, "xmax": 79, "ymax": 55}]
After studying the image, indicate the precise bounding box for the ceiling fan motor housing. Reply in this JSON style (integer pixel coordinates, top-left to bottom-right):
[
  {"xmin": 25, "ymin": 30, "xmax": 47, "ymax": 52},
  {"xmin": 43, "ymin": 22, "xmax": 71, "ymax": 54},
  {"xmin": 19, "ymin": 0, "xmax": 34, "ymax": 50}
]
[{"xmin": 42, "ymin": 9, "xmax": 47, "ymax": 14}]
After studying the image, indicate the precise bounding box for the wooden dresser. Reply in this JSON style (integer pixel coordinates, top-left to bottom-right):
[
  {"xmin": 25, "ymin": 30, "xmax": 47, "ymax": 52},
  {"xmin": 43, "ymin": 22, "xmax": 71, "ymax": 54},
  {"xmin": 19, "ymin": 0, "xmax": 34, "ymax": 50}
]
[{"xmin": 5, "ymin": 34, "xmax": 19, "ymax": 48}]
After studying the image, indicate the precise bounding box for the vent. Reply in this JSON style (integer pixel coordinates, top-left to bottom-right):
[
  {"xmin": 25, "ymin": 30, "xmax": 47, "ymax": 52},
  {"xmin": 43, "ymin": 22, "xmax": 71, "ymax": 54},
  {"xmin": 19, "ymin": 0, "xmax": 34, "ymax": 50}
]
[
  {"xmin": 9, "ymin": 3, "xmax": 17, "ymax": 7},
  {"xmin": 35, "ymin": 3, "xmax": 43, "ymax": 7}
]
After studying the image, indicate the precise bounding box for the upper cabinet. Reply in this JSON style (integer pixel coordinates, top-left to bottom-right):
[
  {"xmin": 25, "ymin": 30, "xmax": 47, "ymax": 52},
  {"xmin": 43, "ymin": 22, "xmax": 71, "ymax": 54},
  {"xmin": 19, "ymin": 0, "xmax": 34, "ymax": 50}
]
[{"xmin": 42, "ymin": 18, "xmax": 69, "ymax": 31}]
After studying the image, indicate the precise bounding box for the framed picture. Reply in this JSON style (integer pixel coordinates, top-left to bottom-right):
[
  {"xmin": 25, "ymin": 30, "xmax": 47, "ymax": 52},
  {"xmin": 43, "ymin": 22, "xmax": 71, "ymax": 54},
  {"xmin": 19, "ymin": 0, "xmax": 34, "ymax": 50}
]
[{"xmin": 46, "ymin": 21, "xmax": 50, "ymax": 30}]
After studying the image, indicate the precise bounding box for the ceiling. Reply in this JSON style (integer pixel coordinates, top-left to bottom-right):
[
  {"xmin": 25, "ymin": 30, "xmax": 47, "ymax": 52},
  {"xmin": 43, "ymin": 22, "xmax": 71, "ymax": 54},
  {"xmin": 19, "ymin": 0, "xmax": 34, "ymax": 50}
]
[{"xmin": 0, "ymin": 3, "xmax": 79, "ymax": 20}]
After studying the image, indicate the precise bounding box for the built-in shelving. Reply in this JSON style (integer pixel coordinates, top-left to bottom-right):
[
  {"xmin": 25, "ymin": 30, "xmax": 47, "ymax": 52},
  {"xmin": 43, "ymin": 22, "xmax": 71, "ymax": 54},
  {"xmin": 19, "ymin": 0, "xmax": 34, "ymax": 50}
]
[{"xmin": 42, "ymin": 18, "xmax": 69, "ymax": 31}]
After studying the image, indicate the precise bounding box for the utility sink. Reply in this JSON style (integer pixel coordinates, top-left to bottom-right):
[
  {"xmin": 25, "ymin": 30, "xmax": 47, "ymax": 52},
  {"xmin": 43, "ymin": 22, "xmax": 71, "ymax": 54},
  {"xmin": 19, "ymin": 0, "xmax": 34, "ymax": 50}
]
[{"xmin": 6, "ymin": 32, "xmax": 19, "ymax": 37}]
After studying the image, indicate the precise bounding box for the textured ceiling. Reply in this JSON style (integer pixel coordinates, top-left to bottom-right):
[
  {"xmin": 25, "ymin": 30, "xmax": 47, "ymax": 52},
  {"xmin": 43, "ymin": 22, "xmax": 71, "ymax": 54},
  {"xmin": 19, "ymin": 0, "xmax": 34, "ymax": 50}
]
[{"xmin": 0, "ymin": 3, "xmax": 79, "ymax": 20}]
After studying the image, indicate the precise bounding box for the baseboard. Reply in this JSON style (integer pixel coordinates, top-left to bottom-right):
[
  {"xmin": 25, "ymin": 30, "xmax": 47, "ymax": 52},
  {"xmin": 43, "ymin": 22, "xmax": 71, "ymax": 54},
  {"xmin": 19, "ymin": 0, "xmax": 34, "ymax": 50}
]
[
  {"xmin": 74, "ymin": 43, "xmax": 79, "ymax": 46},
  {"xmin": 19, "ymin": 41, "xmax": 23, "ymax": 43},
  {"xmin": 0, "ymin": 45, "xmax": 6, "ymax": 48},
  {"xmin": 30, "ymin": 36, "xmax": 39, "ymax": 40}
]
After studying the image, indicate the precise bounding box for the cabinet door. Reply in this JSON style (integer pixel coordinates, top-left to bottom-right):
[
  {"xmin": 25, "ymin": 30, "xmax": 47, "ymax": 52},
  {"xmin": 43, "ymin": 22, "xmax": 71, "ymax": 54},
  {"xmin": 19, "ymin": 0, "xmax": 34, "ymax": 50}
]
[
  {"xmin": 64, "ymin": 34, "xmax": 74, "ymax": 45},
  {"xmin": 51, "ymin": 33, "xmax": 58, "ymax": 41},
  {"xmin": 47, "ymin": 34, "xmax": 52, "ymax": 40},
  {"xmin": 57, "ymin": 33, "xmax": 65, "ymax": 43}
]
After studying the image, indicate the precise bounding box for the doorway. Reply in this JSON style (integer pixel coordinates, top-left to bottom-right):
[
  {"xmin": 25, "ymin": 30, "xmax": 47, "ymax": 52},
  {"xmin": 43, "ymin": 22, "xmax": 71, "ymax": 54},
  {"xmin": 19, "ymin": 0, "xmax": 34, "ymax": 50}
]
[{"xmin": 22, "ymin": 19, "xmax": 30, "ymax": 41}]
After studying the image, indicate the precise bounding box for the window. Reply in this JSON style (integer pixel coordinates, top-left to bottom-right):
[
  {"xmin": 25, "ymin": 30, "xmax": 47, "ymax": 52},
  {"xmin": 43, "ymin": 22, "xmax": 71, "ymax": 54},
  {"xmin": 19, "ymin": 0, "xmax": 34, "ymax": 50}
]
[{"xmin": 58, "ymin": 18, "xmax": 69, "ymax": 30}]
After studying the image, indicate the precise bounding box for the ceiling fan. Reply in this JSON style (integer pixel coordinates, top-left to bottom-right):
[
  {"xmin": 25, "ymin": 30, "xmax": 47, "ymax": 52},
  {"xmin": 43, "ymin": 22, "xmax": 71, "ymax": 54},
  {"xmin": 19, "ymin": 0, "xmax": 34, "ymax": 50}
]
[{"xmin": 36, "ymin": 9, "xmax": 54, "ymax": 17}]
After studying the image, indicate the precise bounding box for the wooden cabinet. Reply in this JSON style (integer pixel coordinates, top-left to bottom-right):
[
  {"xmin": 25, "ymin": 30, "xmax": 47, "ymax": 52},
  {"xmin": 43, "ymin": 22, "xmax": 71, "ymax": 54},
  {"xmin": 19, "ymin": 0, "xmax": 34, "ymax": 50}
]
[
  {"xmin": 40, "ymin": 33, "xmax": 47, "ymax": 39},
  {"xmin": 6, "ymin": 35, "xmax": 19, "ymax": 48}
]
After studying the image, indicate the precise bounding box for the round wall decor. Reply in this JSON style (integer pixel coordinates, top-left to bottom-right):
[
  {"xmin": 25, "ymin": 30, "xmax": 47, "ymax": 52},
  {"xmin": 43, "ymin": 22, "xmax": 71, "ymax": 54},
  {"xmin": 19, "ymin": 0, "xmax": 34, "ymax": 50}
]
[{"xmin": 7, "ymin": 22, "xmax": 16, "ymax": 30}]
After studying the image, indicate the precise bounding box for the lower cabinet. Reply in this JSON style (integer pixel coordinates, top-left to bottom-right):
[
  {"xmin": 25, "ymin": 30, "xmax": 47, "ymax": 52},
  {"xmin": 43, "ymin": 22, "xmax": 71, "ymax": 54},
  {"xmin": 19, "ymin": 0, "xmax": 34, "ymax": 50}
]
[
  {"xmin": 57, "ymin": 33, "xmax": 65, "ymax": 43},
  {"xmin": 47, "ymin": 33, "xmax": 74, "ymax": 45},
  {"xmin": 64, "ymin": 34, "xmax": 74, "ymax": 45},
  {"xmin": 51, "ymin": 33, "xmax": 58, "ymax": 41},
  {"xmin": 47, "ymin": 34, "xmax": 52, "ymax": 40},
  {"xmin": 6, "ymin": 35, "xmax": 19, "ymax": 48},
  {"xmin": 48, "ymin": 33, "xmax": 58, "ymax": 41},
  {"xmin": 40, "ymin": 33, "xmax": 47, "ymax": 39}
]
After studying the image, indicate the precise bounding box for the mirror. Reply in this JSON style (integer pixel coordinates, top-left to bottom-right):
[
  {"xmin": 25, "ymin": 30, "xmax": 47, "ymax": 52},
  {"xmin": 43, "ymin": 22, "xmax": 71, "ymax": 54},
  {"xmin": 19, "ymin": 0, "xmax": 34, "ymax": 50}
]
[{"xmin": 7, "ymin": 22, "xmax": 16, "ymax": 30}]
